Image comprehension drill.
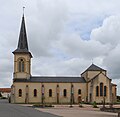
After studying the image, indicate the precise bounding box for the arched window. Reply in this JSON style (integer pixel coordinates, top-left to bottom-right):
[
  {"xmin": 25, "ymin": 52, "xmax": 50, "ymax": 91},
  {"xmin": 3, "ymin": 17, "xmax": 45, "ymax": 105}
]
[
  {"xmin": 19, "ymin": 89, "xmax": 22, "ymax": 97},
  {"xmin": 19, "ymin": 61, "xmax": 21, "ymax": 72},
  {"xmin": 63, "ymin": 89, "xmax": 67, "ymax": 97},
  {"xmin": 96, "ymin": 86, "xmax": 99, "ymax": 96},
  {"xmin": 34, "ymin": 89, "xmax": 37, "ymax": 97},
  {"xmin": 100, "ymin": 83, "xmax": 103, "ymax": 96},
  {"xmin": 104, "ymin": 86, "xmax": 107, "ymax": 96},
  {"xmin": 49, "ymin": 89, "xmax": 52, "ymax": 97},
  {"xmin": 18, "ymin": 59, "xmax": 25, "ymax": 72},
  {"xmin": 78, "ymin": 89, "xmax": 81, "ymax": 95}
]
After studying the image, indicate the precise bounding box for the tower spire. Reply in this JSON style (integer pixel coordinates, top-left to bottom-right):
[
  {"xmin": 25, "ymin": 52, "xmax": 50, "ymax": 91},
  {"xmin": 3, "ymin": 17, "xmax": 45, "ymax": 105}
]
[
  {"xmin": 13, "ymin": 9, "xmax": 32, "ymax": 57},
  {"xmin": 17, "ymin": 13, "xmax": 28, "ymax": 50}
]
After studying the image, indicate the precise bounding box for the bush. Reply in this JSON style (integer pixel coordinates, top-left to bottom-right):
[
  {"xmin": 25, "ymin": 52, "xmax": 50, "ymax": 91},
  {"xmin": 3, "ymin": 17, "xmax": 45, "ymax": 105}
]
[
  {"xmin": 33, "ymin": 104, "xmax": 54, "ymax": 108},
  {"xmin": 79, "ymin": 102, "xmax": 84, "ymax": 108},
  {"xmin": 33, "ymin": 104, "xmax": 44, "ymax": 107},
  {"xmin": 93, "ymin": 101, "xmax": 98, "ymax": 108}
]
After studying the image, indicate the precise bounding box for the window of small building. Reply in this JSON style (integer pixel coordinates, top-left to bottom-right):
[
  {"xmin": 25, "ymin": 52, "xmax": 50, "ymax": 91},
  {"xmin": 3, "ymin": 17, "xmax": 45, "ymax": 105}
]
[
  {"xmin": 104, "ymin": 86, "xmax": 107, "ymax": 96},
  {"xmin": 49, "ymin": 89, "xmax": 52, "ymax": 97},
  {"xmin": 96, "ymin": 86, "xmax": 99, "ymax": 96},
  {"xmin": 18, "ymin": 59, "xmax": 25, "ymax": 72},
  {"xmin": 63, "ymin": 89, "xmax": 67, "ymax": 97},
  {"xmin": 100, "ymin": 82, "xmax": 103, "ymax": 96},
  {"xmin": 78, "ymin": 89, "xmax": 81, "ymax": 95},
  {"xmin": 34, "ymin": 89, "xmax": 37, "ymax": 97},
  {"xmin": 19, "ymin": 89, "xmax": 22, "ymax": 97}
]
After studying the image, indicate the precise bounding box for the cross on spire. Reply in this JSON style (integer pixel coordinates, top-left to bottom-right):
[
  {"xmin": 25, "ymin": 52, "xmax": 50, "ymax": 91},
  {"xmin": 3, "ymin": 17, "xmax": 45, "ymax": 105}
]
[{"xmin": 23, "ymin": 7, "xmax": 25, "ymax": 15}]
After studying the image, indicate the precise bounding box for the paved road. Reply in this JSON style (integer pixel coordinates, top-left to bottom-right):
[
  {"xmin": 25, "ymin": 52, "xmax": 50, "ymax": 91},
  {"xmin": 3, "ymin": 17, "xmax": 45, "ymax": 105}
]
[{"xmin": 0, "ymin": 100, "xmax": 60, "ymax": 117}]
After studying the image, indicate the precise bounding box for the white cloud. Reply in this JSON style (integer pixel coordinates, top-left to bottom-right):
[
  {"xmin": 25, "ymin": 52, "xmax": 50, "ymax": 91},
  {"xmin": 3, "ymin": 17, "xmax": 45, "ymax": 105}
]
[
  {"xmin": 57, "ymin": 33, "xmax": 110, "ymax": 59},
  {"xmin": 90, "ymin": 15, "xmax": 120, "ymax": 80},
  {"xmin": 104, "ymin": 44, "xmax": 120, "ymax": 79},
  {"xmin": 91, "ymin": 16, "xmax": 120, "ymax": 46},
  {"xmin": 27, "ymin": 0, "xmax": 68, "ymax": 57},
  {"xmin": 32, "ymin": 57, "xmax": 90, "ymax": 76}
]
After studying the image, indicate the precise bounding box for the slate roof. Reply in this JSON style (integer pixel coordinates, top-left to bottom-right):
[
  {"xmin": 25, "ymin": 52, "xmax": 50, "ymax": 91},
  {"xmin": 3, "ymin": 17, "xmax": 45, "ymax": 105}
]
[
  {"xmin": 81, "ymin": 64, "xmax": 106, "ymax": 75},
  {"xmin": 13, "ymin": 15, "xmax": 32, "ymax": 57},
  {"xmin": 86, "ymin": 64, "xmax": 106, "ymax": 71},
  {"xmin": 13, "ymin": 76, "xmax": 86, "ymax": 83}
]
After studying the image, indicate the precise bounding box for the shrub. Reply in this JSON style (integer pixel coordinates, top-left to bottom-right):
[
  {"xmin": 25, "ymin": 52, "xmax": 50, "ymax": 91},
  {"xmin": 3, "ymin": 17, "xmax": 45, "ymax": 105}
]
[
  {"xmin": 33, "ymin": 104, "xmax": 54, "ymax": 108},
  {"xmin": 93, "ymin": 101, "xmax": 98, "ymax": 108},
  {"xmin": 79, "ymin": 102, "xmax": 83, "ymax": 108}
]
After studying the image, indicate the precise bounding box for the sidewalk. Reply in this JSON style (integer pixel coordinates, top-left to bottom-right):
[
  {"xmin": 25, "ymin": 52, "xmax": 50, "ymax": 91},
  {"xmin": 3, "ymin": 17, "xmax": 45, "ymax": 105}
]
[{"xmin": 35, "ymin": 104, "xmax": 118, "ymax": 117}]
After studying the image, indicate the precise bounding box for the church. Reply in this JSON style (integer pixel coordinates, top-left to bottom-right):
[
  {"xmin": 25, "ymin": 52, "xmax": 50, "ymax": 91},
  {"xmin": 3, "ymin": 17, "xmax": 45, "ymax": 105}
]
[{"xmin": 10, "ymin": 14, "xmax": 117, "ymax": 104}]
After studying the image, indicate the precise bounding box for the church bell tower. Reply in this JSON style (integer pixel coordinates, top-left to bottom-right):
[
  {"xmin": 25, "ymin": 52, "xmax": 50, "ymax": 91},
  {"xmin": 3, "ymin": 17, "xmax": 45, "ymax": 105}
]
[{"xmin": 12, "ymin": 14, "xmax": 32, "ymax": 79}]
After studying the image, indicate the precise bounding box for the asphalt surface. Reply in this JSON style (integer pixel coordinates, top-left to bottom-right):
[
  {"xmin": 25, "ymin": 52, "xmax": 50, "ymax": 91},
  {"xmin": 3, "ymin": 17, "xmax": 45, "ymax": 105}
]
[{"xmin": 0, "ymin": 99, "xmax": 60, "ymax": 117}]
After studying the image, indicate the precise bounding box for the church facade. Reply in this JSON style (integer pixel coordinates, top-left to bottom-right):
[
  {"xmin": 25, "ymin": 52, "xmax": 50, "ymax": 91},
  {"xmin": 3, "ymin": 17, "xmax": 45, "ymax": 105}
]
[{"xmin": 11, "ymin": 15, "xmax": 117, "ymax": 104}]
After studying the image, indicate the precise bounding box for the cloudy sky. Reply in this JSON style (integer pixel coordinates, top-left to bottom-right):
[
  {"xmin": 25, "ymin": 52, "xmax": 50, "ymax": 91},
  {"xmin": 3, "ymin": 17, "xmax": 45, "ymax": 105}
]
[{"xmin": 1, "ymin": 0, "xmax": 120, "ymax": 94}]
